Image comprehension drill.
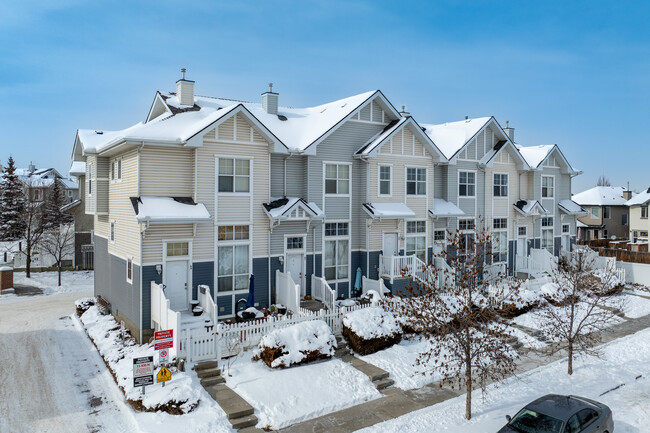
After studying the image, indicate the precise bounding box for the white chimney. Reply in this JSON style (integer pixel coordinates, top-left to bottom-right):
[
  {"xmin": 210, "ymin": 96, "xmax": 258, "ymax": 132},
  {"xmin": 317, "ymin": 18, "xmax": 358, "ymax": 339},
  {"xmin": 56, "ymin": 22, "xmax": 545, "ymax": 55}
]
[
  {"xmin": 176, "ymin": 68, "xmax": 195, "ymax": 106},
  {"xmin": 504, "ymin": 120, "xmax": 515, "ymax": 142},
  {"xmin": 262, "ymin": 83, "xmax": 278, "ymax": 115}
]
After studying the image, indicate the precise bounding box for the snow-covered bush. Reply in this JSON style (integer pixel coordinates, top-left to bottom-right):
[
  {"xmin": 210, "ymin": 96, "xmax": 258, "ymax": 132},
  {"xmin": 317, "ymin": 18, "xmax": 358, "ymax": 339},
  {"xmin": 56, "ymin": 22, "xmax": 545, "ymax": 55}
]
[
  {"xmin": 499, "ymin": 288, "xmax": 543, "ymax": 318},
  {"xmin": 75, "ymin": 296, "xmax": 95, "ymax": 316},
  {"xmin": 342, "ymin": 307, "xmax": 402, "ymax": 355},
  {"xmin": 253, "ymin": 320, "xmax": 336, "ymax": 368}
]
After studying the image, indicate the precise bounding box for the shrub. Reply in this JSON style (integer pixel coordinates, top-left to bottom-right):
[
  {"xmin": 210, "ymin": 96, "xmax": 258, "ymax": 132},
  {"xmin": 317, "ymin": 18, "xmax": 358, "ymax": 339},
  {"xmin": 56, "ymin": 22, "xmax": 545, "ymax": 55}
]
[
  {"xmin": 342, "ymin": 307, "xmax": 402, "ymax": 355},
  {"xmin": 75, "ymin": 297, "xmax": 96, "ymax": 316},
  {"xmin": 253, "ymin": 320, "xmax": 335, "ymax": 368}
]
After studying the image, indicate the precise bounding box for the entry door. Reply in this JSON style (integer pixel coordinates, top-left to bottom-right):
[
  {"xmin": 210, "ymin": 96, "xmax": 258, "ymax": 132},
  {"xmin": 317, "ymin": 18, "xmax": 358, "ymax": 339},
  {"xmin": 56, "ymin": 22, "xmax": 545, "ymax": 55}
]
[
  {"xmin": 383, "ymin": 233, "xmax": 398, "ymax": 257},
  {"xmin": 516, "ymin": 238, "xmax": 527, "ymax": 270},
  {"xmin": 165, "ymin": 260, "xmax": 189, "ymax": 311},
  {"xmin": 286, "ymin": 253, "xmax": 304, "ymax": 296}
]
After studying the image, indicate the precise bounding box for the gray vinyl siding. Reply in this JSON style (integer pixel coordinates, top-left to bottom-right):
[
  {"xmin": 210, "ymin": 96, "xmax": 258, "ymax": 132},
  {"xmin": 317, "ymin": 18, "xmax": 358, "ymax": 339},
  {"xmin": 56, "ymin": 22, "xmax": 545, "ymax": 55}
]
[
  {"xmin": 434, "ymin": 165, "xmax": 446, "ymax": 200},
  {"xmin": 270, "ymin": 154, "xmax": 285, "ymax": 197},
  {"xmin": 269, "ymin": 223, "xmax": 319, "ymax": 256}
]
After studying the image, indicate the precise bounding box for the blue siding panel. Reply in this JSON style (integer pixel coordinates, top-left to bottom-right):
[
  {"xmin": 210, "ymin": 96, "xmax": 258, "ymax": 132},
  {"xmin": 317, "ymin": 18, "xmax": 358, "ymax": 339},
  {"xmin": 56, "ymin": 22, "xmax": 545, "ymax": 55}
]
[
  {"xmin": 217, "ymin": 295, "xmax": 232, "ymax": 316},
  {"xmin": 368, "ymin": 251, "xmax": 380, "ymax": 280},
  {"xmin": 554, "ymin": 237, "xmax": 561, "ymax": 257},
  {"xmin": 337, "ymin": 282, "xmax": 349, "ymax": 299},
  {"xmin": 269, "ymin": 256, "xmax": 283, "ymax": 304},
  {"xmin": 141, "ymin": 265, "xmax": 162, "ymax": 330},
  {"xmin": 252, "ymin": 257, "xmax": 270, "ymax": 308},
  {"xmin": 192, "ymin": 261, "xmax": 214, "ymax": 299}
]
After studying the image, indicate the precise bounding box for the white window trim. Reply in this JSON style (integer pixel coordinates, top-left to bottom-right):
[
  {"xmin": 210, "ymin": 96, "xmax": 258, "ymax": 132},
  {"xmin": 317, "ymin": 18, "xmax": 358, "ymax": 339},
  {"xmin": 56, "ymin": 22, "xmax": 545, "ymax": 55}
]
[
  {"xmin": 541, "ymin": 175, "xmax": 555, "ymax": 199},
  {"xmin": 283, "ymin": 234, "xmax": 306, "ymax": 290},
  {"xmin": 562, "ymin": 224, "xmax": 570, "ymax": 234},
  {"xmin": 162, "ymin": 240, "xmax": 193, "ymax": 310},
  {"xmin": 541, "ymin": 217, "xmax": 554, "ymax": 252},
  {"xmin": 493, "ymin": 172, "xmax": 509, "ymax": 198},
  {"xmin": 215, "ymin": 226, "xmax": 251, "ymax": 295},
  {"xmin": 323, "ymin": 220, "xmax": 350, "ymax": 285},
  {"xmin": 378, "ymin": 164, "xmax": 392, "ymax": 197},
  {"xmin": 405, "ymin": 166, "xmax": 427, "ymax": 196},
  {"xmin": 284, "ymin": 234, "xmax": 306, "ymax": 253},
  {"xmin": 126, "ymin": 257, "xmax": 133, "ymax": 284},
  {"xmin": 216, "ymin": 156, "xmax": 252, "ymax": 195},
  {"xmin": 405, "ymin": 220, "xmax": 427, "ymax": 262},
  {"xmin": 458, "ymin": 170, "xmax": 476, "ymax": 198},
  {"xmin": 324, "ymin": 162, "xmax": 352, "ymax": 197},
  {"xmin": 87, "ymin": 163, "xmax": 93, "ymax": 196},
  {"xmin": 518, "ymin": 226, "xmax": 528, "ymax": 237},
  {"xmin": 116, "ymin": 158, "xmax": 122, "ymax": 182},
  {"xmin": 492, "ymin": 218, "xmax": 508, "ymax": 263},
  {"xmin": 109, "ymin": 221, "xmax": 115, "ymax": 244}
]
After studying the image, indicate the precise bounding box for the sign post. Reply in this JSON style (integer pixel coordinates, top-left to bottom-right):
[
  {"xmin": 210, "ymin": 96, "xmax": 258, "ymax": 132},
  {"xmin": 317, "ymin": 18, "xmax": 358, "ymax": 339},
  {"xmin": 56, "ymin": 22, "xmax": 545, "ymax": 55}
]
[
  {"xmin": 154, "ymin": 329, "xmax": 173, "ymax": 351},
  {"xmin": 133, "ymin": 356, "xmax": 154, "ymax": 395}
]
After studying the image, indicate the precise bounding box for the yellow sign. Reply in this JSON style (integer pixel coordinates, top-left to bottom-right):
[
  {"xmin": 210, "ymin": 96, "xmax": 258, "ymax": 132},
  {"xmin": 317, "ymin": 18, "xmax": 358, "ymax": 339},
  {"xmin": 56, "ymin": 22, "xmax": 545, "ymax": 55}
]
[{"xmin": 157, "ymin": 366, "xmax": 171, "ymax": 383}]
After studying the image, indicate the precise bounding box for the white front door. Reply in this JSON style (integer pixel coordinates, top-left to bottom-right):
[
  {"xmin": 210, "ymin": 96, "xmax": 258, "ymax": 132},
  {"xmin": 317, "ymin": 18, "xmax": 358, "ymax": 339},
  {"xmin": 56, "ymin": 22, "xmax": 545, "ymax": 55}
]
[
  {"xmin": 383, "ymin": 233, "xmax": 398, "ymax": 256},
  {"xmin": 165, "ymin": 260, "xmax": 189, "ymax": 311},
  {"xmin": 286, "ymin": 253, "xmax": 304, "ymax": 296},
  {"xmin": 516, "ymin": 238, "xmax": 527, "ymax": 271}
]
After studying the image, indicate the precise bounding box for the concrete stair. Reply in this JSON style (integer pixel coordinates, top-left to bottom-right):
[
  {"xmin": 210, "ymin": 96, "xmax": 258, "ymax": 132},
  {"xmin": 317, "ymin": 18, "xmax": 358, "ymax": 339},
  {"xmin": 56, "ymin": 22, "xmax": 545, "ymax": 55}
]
[
  {"xmin": 335, "ymin": 336, "xmax": 394, "ymax": 392},
  {"xmin": 195, "ymin": 361, "xmax": 258, "ymax": 430}
]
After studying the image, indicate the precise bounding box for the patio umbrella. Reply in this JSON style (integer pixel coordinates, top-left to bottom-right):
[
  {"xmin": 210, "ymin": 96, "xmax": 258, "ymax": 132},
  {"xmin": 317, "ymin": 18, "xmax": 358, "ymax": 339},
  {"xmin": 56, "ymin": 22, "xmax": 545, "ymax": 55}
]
[
  {"xmin": 246, "ymin": 274, "xmax": 255, "ymax": 308},
  {"xmin": 354, "ymin": 267, "xmax": 362, "ymax": 297}
]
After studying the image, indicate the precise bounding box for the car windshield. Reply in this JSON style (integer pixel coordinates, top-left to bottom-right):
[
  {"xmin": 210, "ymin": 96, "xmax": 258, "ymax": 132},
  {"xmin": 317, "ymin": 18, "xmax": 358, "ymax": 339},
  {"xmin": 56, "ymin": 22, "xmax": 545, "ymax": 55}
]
[{"xmin": 508, "ymin": 408, "xmax": 564, "ymax": 433}]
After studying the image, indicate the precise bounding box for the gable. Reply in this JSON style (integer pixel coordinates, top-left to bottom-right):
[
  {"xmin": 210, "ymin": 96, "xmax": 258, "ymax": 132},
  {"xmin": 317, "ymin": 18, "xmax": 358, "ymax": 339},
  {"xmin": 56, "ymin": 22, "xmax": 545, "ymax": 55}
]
[
  {"xmin": 146, "ymin": 93, "xmax": 171, "ymax": 123},
  {"xmin": 208, "ymin": 113, "xmax": 269, "ymax": 144},
  {"xmin": 376, "ymin": 122, "xmax": 438, "ymax": 158},
  {"xmin": 458, "ymin": 125, "xmax": 498, "ymax": 161},
  {"xmin": 350, "ymin": 99, "xmax": 396, "ymax": 124}
]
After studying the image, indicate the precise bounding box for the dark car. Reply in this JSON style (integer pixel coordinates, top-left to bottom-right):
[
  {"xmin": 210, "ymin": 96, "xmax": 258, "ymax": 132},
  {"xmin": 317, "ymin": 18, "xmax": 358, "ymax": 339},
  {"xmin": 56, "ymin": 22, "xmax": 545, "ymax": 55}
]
[{"xmin": 498, "ymin": 394, "xmax": 614, "ymax": 433}]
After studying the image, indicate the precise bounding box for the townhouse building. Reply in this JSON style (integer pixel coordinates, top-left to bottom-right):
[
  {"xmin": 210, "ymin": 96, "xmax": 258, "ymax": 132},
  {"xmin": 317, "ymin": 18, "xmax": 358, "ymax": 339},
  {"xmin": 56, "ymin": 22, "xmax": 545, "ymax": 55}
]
[{"xmin": 71, "ymin": 74, "xmax": 582, "ymax": 341}]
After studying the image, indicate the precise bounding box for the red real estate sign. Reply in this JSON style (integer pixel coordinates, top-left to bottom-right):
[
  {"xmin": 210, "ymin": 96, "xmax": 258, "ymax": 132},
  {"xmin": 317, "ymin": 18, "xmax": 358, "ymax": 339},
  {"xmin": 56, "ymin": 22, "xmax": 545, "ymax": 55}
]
[{"xmin": 154, "ymin": 329, "xmax": 173, "ymax": 350}]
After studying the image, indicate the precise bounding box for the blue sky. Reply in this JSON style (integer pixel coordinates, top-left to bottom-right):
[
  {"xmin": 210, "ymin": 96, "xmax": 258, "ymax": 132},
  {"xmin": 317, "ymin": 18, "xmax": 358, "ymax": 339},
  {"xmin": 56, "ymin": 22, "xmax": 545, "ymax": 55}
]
[{"xmin": 0, "ymin": 0, "xmax": 648, "ymax": 193}]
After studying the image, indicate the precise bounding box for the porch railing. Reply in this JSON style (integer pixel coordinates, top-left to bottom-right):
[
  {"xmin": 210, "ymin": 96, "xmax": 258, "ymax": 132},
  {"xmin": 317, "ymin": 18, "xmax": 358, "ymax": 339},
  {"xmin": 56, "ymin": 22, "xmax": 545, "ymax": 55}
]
[
  {"xmin": 311, "ymin": 275, "xmax": 336, "ymax": 311},
  {"xmin": 150, "ymin": 281, "xmax": 181, "ymax": 358},
  {"xmin": 276, "ymin": 270, "xmax": 301, "ymax": 314},
  {"xmin": 197, "ymin": 284, "xmax": 217, "ymax": 326}
]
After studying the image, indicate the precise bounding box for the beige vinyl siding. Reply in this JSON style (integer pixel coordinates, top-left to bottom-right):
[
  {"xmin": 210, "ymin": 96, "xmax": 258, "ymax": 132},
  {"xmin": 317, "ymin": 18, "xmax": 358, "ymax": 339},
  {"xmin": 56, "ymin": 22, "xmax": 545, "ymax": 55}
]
[
  {"xmin": 486, "ymin": 149, "xmax": 519, "ymax": 239},
  {"xmin": 197, "ymin": 122, "xmax": 271, "ymax": 258},
  {"xmin": 108, "ymin": 149, "xmax": 140, "ymax": 261},
  {"xmin": 95, "ymin": 214, "xmax": 110, "ymax": 239},
  {"xmin": 142, "ymin": 224, "xmax": 194, "ymax": 263},
  {"xmin": 368, "ymin": 220, "xmax": 401, "ymax": 251},
  {"xmin": 139, "ymin": 146, "xmax": 194, "ymax": 197}
]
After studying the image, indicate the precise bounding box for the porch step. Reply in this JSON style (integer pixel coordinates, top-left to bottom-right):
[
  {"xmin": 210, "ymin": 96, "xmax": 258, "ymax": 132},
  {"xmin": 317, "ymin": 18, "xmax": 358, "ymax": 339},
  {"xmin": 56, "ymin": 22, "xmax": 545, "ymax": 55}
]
[
  {"xmin": 230, "ymin": 414, "xmax": 259, "ymax": 430},
  {"xmin": 196, "ymin": 367, "xmax": 221, "ymax": 379},
  {"xmin": 200, "ymin": 375, "xmax": 226, "ymax": 386},
  {"xmin": 194, "ymin": 360, "xmax": 220, "ymax": 371},
  {"xmin": 374, "ymin": 378, "xmax": 395, "ymax": 391},
  {"xmin": 350, "ymin": 358, "xmax": 389, "ymax": 382},
  {"xmin": 206, "ymin": 384, "xmax": 255, "ymax": 420}
]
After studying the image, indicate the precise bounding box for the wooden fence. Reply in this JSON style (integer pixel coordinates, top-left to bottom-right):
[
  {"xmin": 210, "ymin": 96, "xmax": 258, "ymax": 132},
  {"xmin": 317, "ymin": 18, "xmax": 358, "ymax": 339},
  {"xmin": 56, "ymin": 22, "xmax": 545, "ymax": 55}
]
[{"xmin": 597, "ymin": 247, "xmax": 650, "ymax": 264}]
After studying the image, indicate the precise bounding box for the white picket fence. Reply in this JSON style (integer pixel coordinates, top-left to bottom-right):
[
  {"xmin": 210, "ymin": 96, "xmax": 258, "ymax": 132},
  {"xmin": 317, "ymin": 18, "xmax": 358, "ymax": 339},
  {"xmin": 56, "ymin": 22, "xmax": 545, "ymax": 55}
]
[
  {"xmin": 361, "ymin": 275, "xmax": 388, "ymax": 298},
  {"xmin": 529, "ymin": 248, "xmax": 558, "ymax": 276},
  {"xmin": 311, "ymin": 274, "xmax": 337, "ymax": 310},
  {"xmin": 150, "ymin": 281, "xmax": 181, "ymax": 357},
  {"xmin": 275, "ymin": 270, "xmax": 300, "ymax": 314},
  {"xmin": 197, "ymin": 284, "xmax": 217, "ymax": 325}
]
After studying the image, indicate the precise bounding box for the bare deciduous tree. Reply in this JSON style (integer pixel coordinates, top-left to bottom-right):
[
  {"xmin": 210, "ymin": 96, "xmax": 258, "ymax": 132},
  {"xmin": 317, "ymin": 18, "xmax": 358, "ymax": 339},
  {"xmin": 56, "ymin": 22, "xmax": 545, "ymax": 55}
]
[
  {"xmin": 596, "ymin": 175, "xmax": 611, "ymax": 187},
  {"xmin": 41, "ymin": 223, "xmax": 75, "ymax": 286},
  {"xmin": 536, "ymin": 248, "xmax": 624, "ymax": 374},
  {"xmin": 390, "ymin": 221, "xmax": 520, "ymax": 420},
  {"xmin": 21, "ymin": 182, "xmax": 45, "ymax": 278}
]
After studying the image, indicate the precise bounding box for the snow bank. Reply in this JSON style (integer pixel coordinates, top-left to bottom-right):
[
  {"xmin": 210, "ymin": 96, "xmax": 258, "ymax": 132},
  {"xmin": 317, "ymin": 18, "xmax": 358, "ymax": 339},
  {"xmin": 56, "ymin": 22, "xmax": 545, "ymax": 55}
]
[
  {"xmin": 228, "ymin": 355, "xmax": 381, "ymax": 430},
  {"xmin": 78, "ymin": 301, "xmax": 201, "ymax": 414},
  {"xmin": 255, "ymin": 320, "xmax": 336, "ymax": 368},
  {"xmin": 343, "ymin": 307, "xmax": 401, "ymax": 340},
  {"xmin": 14, "ymin": 270, "xmax": 94, "ymax": 295}
]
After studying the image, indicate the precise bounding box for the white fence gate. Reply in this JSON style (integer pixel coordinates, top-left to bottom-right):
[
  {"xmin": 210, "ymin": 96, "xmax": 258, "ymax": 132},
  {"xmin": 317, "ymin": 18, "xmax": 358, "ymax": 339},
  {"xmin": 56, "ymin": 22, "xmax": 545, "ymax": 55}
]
[{"xmin": 275, "ymin": 270, "xmax": 300, "ymax": 314}]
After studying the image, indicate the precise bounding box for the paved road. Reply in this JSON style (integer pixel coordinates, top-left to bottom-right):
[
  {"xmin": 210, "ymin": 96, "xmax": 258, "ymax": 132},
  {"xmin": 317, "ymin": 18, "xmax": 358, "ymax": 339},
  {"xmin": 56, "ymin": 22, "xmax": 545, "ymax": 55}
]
[{"xmin": 0, "ymin": 292, "xmax": 139, "ymax": 433}]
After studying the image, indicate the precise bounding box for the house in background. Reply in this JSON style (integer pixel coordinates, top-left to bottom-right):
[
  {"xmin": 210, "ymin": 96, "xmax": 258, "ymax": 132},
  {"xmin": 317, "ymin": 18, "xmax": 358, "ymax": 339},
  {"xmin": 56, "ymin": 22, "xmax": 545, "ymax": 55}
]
[
  {"xmin": 626, "ymin": 188, "xmax": 650, "ymax": 251},
  {"xmin": 16, "ymin": 165, "xmax": 79, "ymax": 203},
  {"xmin": 70, "ymin": 73, "xmax": 583, "ymax": 342},
  {"xmin": 572, "ymin": 186, "xmax": 630, "ymax": 241}
]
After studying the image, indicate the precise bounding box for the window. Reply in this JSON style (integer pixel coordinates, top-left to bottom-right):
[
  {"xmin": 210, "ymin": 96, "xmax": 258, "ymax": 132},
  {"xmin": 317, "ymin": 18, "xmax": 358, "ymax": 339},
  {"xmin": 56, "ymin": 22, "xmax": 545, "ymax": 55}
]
[
  {"xmin": 459, "ymin": 219, "xmax": 475, "ymax": 231},
  {"xmin": 406, "ymin": 167, "xmax": 426, "ymax": 195},
  {"xmin": 518, "ymin": 226, "xmax": 527, "ymax": 237},
  {"xmin": 166, "ymin": 242, "xmax": 189, "ymax": 256},
  {"xmin": 32, "ymin": 189, "xmax": 43, "ymax": 201},
  {"xmin": 622, "ymin": 213, "xmax": 628, "ymax": 225},
  {"xmin": 493, "ymin": 218, "xmax": 508, "ymax": 262},
  {"xmin": 493, "ymin": 173, "xmax": 508, "ymax": 197},
  {"xmin": 562, "ymin": 224, "xmax": 570, "ymax": 234},
  {"xmin": 541, "ymin": 176, "xmax": 554, "ymax": 198},
  {"xmin": 603, "ymin": 229, "xmax": 608, "ymax": 239},
  {"xmin": 110, "ymin": 221, "xmax": 115, "ymax": 243},
  {"xmin": 126, "ymin": 258, "xmax": 133, "ymax": 283},
  {"xmin": 434, "ymin": 230, "xmax": 446, "ymax": 242},
  {"xmin": 67, "ymin": 190, "xmax": 73, "ymax": 198},
  {"xmin": 325, "ymin": 164, "xmax": 349, "ymax": 195},
  {"xmin": 378, "ymin": 165, "xmax": 391, "ymax": 196},
  {"xmin": 218, "ymin": 225, "xmax": 250, "ymax": 293},
  {"xmin": 406, "ymin": 221, "xmax": 427, "ymax": 262},
  {"xmin": 218, "ymin": 158, "xmax": 250, "ymax": 192},
  {"xmin": 117, "ymin": 158, "xmax": 122, "ymax": 180},
  {"xmin": 459, "ymin": 171, "xmax": 475, "ymax": 197},
  {"xmin": 88, "ymin": 164, "xmax": 93, "ymax": 195},
  {"xmin": 642, "ymin": 206, "xmax": 648, "ymax": 219},
  {"xmin": 324, "ymin": 222, "xmax": 349, "ymax": 282},
  {"xmin": 603, "ymin": 206, "xmax": 610, "ymax": 219},
  {"xmin": 110, "ymin": 161, "xmax": 115, "ymax": 181},
  {"xmin": 286, "ymin": 237, "xmax": 304, "ymax": 250},
  {"xmin": 591, "ymin": 207, "xmax": 600, "ymax": 219},
  {"xmin": 542, "ymin": 217, "xmax": 553, "ymax": 252}
]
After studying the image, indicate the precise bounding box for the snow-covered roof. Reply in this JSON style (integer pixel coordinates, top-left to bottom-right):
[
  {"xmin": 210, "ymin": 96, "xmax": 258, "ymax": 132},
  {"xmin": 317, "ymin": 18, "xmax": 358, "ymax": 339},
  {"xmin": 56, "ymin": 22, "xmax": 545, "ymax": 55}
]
[
  {"xmin": 355, "ymin": 118, "xmax": 408, "ymax": 155},
  {"xmin": 513, "ymin": 199, "xmax": 548, "ymax": 216},
  {"xmin": 572, "ymin": 186, "xmax": 627, "ymax": 206},
  {"xmin": 59, "ymin": 178, "xmax": 78, "ymax": 189},
  {"xmin": 515, "ymin": 144, "xmax": 555, "ymax": 168},
  {"xmin": 262, "ymin": 197, "xmax": 324, "ymax": 221},
  {"xmin": 428, "ymin": 199, "xmax": 465, "ymax": 217},
  {"xmin": 626, "ymin": 188, "xmax": 650, "ymax": 206},
  {"xmin": 362, "ymin": 202, "xmax": 415, "ymax": 219},
  {"xmin": 420, "ymin": 117, "xmax": 492, "ymax": 159},
  {"xmin": 69, "ymin": 161, "xmax": 86, "ymax": 176},
  {"xmin": 61, "ymin": 199, "xmax": 81, "ymax": 212},
  {"xmin": 577, "ymin": 220, "xmax": 587, "ymax": 228},
  {"xmin": 130, "ymin": 196, "xmax": 211, "ymax": 223},
  {"xmin": 558, "ymin": 199, "xmax": 588, "ymax": 215}
]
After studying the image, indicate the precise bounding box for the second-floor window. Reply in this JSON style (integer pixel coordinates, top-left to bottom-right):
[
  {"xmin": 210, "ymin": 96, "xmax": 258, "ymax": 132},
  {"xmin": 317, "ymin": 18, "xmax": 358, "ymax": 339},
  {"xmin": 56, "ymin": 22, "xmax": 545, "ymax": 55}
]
[
  {"xmin": 542, "ymin": 217, "xmax": 553, "ymax": 252},
  {"xmin": 406, "ymin": 167, "xmax": 426, "ymax": 195},
  {"xmin": 493, "ymin": 173, "xmax": 508, "ymax": 197},
  {"xmin": 324, "ymin": 222, "xmax": 349, "ymax": 282},
  {"xmin": 542, "ymin": 175, "xmax": 554, "ymax": 198},
  {"xmin": 218, "ymin": 159, "xmax": 250, "ymax": 193},
  {"xmin": 406, "ymin": 221, "xmax": 426, "ymax": 262},
  {"xmin": 591, "ymin": 207, "xmax": 600, "ymax": 219},
  {"xmin": 459, "ymin": 171, "xmax": 475, "ymax": 197},
  {"xmin": 622, "ymin": 213, "xmax": 628, "ymax": 225},
  {"xmin": 325, "ymin": 164, "xmax": 349, "ymax": 195},
  {"xmin": 88, "ymin": 164, "xmax": 93, "ymax": 195},
  {"xmin": 642, "ymin": 206, "xmax": 648, "ymax": 219},
  {"xmin": 603, "ymin": 206, "xmax": 610, "ymax": 219},
  {"xmin": 110, "ymin": 221, "xmax": 115, "ymax": 243},
  {"xmin": 378, "ymin": 165, "xmax": 391, "ymax": 196}
]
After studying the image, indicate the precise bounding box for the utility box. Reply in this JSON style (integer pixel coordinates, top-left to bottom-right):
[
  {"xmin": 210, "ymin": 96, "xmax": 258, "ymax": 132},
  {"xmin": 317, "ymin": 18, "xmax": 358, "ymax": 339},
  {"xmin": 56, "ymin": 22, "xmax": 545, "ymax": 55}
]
[{"xmin": 0, "ymin": 266, "xmax": 14, "ymax": 291}]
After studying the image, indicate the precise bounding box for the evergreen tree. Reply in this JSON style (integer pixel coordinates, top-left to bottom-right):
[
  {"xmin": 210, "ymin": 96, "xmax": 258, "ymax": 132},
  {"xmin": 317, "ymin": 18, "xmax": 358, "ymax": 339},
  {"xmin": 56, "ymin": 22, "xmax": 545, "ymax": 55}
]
[
  {"xmin": 43, "ymin": 179, "xmax": 73, "ymax": 229},
  {"xmin": 0, "ymin": 157, "xmax": 27, "ymax": 241}
]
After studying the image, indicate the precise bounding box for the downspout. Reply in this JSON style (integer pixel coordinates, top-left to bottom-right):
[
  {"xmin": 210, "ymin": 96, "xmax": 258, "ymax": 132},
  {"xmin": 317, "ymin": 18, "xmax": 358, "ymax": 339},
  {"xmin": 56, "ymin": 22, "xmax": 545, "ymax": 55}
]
[{"xmin": 137, "ymin": 141, "xmax": 144, "ymax": 343}]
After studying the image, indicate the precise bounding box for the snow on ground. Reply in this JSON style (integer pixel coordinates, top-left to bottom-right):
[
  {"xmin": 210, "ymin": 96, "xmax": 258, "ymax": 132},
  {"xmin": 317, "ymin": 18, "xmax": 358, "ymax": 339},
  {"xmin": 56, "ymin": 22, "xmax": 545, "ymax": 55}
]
[
  {"xmin": 343, "ymin": 306, "xmax": 401, "ymax": 339},
  {"xmin": 357, "ymin": 326, "xmax": 650, "ymax": 433},
  {"xmin": 226, "ymin": 352, "xmax": 382, "ymax": 430},
  {"xmin": 513, "ymin": 301, "xmax": 625, "ymax": 331},
  {"xmin": 622, "ymin": 295, "xmax": 650, "ymax": 319},
  {"xmin": 256, "ymin": 319, "xmax": 335, "ymax": 368},
  {"xmin": 13, "ymin": 270, "xmax": 94, "ymax": 294}
]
